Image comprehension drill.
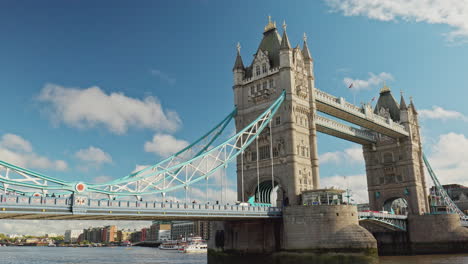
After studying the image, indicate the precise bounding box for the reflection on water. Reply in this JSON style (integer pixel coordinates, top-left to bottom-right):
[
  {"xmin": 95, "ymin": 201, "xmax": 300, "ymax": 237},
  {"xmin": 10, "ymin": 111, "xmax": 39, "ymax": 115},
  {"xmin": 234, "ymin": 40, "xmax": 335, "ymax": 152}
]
[
  {"xmin": 380, "ymin": 254, "xmax": 468, "ymax": 264},
  {"xmin": 208, "ymin": 253, "xmax": 379, "ymax": 264},
  {"xmin": 209, "ymin": 253, "xmax": 468, "ymax": 264},
  {"xmin": 1, "ymin": 247, "xmax": 467, "ymax": 264}
]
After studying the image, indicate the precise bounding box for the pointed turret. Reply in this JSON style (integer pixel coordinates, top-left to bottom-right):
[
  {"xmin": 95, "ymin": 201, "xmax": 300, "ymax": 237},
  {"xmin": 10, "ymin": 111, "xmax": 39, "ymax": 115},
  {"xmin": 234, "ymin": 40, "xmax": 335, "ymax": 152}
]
[
  {"xmin": 233, "ymin": 42, "xmax": 245, "ymax": 85},
  {"xmin": 410, "ymin": 97, "xmax": 418, "ymax": 114},
  {"xmin": 280, "ymin": 21, "xmax": 291, "ymax": 50},
  {"xmin": 400, "ymin": 92, "xmax": 407, "ymax": 111},
  {"xmin": 302, "ymin": 33, "xmax": 312, "ymax": 61},
  {"xmin": 232, "ymin": 43, "xmax": 245, "ymax": 71}
]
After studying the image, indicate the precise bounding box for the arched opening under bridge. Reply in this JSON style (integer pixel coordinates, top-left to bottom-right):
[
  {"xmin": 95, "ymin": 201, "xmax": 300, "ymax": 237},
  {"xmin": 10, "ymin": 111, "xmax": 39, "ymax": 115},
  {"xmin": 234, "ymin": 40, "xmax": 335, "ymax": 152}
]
[
  {"xmin": 250, "ymin": 181, "xmax": 282, "ymax": 206},
  {"xmin": 383, "ymin": 197, "xmax": 409, "ymax": 215}
]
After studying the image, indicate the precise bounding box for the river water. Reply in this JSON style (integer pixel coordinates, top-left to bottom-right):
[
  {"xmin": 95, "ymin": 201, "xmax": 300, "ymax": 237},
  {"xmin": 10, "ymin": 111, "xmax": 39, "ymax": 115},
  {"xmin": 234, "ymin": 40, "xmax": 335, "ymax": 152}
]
[{"xmin": 1, "ymin": 247, "xmax": 467, "ymax": 264}]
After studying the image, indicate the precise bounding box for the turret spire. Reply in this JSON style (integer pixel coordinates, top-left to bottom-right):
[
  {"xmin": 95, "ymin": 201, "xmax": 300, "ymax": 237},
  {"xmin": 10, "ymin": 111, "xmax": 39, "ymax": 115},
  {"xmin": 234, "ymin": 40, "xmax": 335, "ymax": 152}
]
[
  {"xmin": 400, "ymin": 91, "xmax": 407, "ymax": 110},
  {"xmin": 302, "ymin": 32, "xmax": 312, "ymax": 60},
  {"xmin": 280, "ymin": 20, "xmax": 291, "ymax": 50},
  {"xmin": 232, "ymin": 42, "xmax": 244, "ymax": 71},
  {"xmin": 410, "ymin": 96, "xmax": 418, "ymax": 114},
  {"xmin": 264, "ymin": 15, "xmax": 276, "ymax": 32}
]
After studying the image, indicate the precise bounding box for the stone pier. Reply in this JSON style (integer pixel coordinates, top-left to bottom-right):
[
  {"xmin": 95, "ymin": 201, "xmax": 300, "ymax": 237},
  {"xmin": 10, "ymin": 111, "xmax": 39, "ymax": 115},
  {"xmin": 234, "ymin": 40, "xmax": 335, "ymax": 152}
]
[
  {"xmin": 408, "ymin": 214, "xmax": 468, "ymax": 254},
  {"xmin": 209, "ymin": 205, "xmax": 377, "ymax": 260}
]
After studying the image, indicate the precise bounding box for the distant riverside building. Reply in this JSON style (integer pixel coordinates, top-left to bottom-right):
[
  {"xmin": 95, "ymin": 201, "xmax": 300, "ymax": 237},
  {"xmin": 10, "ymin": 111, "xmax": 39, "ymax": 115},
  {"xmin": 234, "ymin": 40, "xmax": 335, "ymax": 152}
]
[
  {"xmin": 130, "ymin": 230, "xmax": 142, "ymax": 242},
  {"xmin": 196, "ymin": 221, "xmax": 211, "ymax": 240},
  {"xmin": 117, "ymin": 230, "xmax": 132, "ymax": 242},
  {"xmin": 64, "ymin": 230, "xmax": 82, "ymax": 243},
  {"xmin": 141, "ymin": 228, "xmax": 148, "ymax": 242},
  {"xmin": 430, "ymin": 184, "xmax": 468, "ymax": 212},
  {"xmin": 171, "ymin": 221, "xmax": 211, "ymax": 240},
  {"xmin": 171, "ymin": 221, "xmax": 195, "ymax": 240},
  {"xmin": 150, "ymin": 221, "xmax": 172, "ymax": 242},
  {"xmin": 82, "ymin": 226, "xmax": 116, "ymax": 243},
  {"xmin": 103, "ymin": 225, "xmax": 117, "ymax": 242}
]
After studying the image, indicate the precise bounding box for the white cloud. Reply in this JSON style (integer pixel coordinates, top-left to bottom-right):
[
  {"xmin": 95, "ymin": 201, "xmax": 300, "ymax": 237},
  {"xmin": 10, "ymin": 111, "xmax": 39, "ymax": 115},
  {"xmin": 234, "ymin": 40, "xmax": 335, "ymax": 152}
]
[
  {"xmin": 325, "ymin": 0, "xmax": 468, "ymax": 42},
  {"xmin": 190, "ymin": 186, "xmax": 238, "ymax": 204},
  {"xmin": 133, "ymin": 164, "xmax": 151, "ymax": 173},
  {"xmin": 38, "ymin": 84, "xmax": 181, "ymax": 135},
  {"xmin": 144, "ymin": 134, "xmax": 189, "ymax": 157},
  {"xmin": 150, "ymin": 69, "xmax": 176, "ymax": 85},
  {"xmin": 426, "ymin": 133, "xmax": 468, "ymax": 187},
  {"xmin": 319, "ymin": 146, "xmax": 364, "ymax": 164},
  {"xmin": 75, "ymin": 146, "xmax": 112, "ymax": 165},
  {"xmin": 321, "ymin": 174, "xmax": 369, "ymax": 203},
  {"xmin": 0, "ymin": 134, "xmax": 32, "ymax": 152},
  {"xmin": 344, "ymin": 72, "xmax": 393, "ymax": 91},
  {"xmin": 92, "ymin": 175, "xmax": 113, "ymax": 184},
  {"xmin": 0, "ymin": 133, "xmax": 68, "ymax": 171},
  {"xmin": 419, "ymin": 106, "xmax": 468, "ymax": 122}
]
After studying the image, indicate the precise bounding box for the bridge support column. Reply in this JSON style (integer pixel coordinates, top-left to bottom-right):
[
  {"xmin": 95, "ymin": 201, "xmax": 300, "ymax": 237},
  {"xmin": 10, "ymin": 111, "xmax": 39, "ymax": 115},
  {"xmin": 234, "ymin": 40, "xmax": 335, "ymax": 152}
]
[
  {"xmin": 408, "ymin": 214, "xmax": 468, "ymax": 254},
  {"xmin": 282, "ymin": 205, "xmax": 376, "ymax": 253},
  {"xmin": 209, "ymin": 205, "xmax": 377, "ymax": 263}
]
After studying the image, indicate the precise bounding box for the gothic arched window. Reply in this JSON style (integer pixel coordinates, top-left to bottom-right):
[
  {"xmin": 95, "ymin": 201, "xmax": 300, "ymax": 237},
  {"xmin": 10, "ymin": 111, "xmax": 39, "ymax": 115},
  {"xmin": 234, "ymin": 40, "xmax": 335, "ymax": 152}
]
[
  {"xmin": 256, "ymin": 66, "xmax": 261, "ymax": 76},
  {"xmin": 262, "ymin": 63, "xmax": 267, "ymax": 73}
]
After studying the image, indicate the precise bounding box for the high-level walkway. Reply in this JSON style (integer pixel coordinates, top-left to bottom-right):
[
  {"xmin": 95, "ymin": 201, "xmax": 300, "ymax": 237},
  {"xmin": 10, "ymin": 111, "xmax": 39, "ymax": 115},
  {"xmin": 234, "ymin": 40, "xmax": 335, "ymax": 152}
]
[{"xmin": 314, "ymin": 88, "xmax": 409, "ymax": 139}]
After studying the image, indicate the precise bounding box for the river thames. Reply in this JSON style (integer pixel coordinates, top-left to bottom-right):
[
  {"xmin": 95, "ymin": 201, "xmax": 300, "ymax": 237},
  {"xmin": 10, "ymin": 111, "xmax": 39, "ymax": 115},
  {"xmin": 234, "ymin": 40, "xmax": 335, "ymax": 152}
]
[{"xmin": 1, "ymin": 247, "xmax": 468, "ymax": 264}]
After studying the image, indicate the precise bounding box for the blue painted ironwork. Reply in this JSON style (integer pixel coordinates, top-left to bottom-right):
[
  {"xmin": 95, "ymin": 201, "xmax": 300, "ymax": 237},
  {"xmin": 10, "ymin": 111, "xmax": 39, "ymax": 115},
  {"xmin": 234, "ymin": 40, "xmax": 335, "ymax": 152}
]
[
  {"xmin": 423, "ymin": 154, "xmax": 468, "ymax": 221},
  {"xmin": 0, "ymin": 91, "xmax": 286, "ymax": 199}
]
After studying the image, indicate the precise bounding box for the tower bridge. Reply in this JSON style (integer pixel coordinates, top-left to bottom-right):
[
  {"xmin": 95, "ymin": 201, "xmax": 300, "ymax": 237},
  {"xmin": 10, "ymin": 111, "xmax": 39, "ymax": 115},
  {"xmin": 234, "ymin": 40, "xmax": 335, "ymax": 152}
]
[{"xmin": 1, "ymin": 17, "xmax": 468, "ymax": 256}]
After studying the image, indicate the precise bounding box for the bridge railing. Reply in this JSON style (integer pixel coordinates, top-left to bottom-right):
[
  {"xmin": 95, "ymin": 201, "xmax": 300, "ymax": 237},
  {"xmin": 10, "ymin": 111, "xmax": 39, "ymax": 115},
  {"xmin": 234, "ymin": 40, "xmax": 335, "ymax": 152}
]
[
  {"xmin": 0, "ymin": 194, "xmax": 282, "ymax": 215},
  {"xmin": 314, "ymin": 89, "xmax": 408, "ymax": 136},
  {"xmin": 358, "ymin": 211, "xmax": 408, "ymax": 220}
]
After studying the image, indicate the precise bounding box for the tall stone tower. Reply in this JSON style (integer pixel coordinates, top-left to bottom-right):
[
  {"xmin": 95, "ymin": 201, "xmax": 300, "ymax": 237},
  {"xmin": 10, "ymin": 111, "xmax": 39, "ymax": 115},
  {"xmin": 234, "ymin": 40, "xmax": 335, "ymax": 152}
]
[
  {"xmin": 232, "ymin": 18, "xmax": 319, "ymax": 206},
  {"xmin": 363, "ymin": 85, "xmax": 429, "ymax": 214}
]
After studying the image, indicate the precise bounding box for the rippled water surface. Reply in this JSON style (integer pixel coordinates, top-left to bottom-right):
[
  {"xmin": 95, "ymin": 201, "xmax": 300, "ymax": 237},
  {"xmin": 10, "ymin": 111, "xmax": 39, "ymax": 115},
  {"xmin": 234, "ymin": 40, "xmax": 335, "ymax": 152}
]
[
  {"xmin": 1, "ymin": 247, "xmax": 468, "ymax": 264},
  {"xmin": 0, "ymin": 247, "xmax": 206, "ymax": 264}
]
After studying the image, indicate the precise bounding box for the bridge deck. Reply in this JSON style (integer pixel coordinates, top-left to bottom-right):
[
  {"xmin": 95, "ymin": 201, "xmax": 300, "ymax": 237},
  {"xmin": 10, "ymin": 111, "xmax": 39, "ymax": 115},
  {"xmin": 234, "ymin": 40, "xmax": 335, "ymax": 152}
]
[
  {"xmin": 315, "ymin": 114, "xmax": 376, "ymax": 144},
  {"xmin": 0, "ymin": 195, "xmax": 282, "ymax": 220}
]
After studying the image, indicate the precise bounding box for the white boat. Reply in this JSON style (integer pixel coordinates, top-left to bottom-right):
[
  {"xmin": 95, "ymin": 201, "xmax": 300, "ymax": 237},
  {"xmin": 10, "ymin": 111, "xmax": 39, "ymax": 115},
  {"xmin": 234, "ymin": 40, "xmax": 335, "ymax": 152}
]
[
  {"xmin": 181, "ymin": 242, "xmax": 208, "ymax": 253},
  {"xmin": 159, "ymin": 241, "xmax": 181, "ymax": 250}
]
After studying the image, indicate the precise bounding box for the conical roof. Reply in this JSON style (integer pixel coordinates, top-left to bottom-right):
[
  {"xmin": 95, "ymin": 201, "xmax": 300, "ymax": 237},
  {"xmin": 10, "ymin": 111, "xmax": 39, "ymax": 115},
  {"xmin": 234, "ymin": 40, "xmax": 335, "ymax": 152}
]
[
  {"xmin": 232, "ymin": 51, "xmax": 244, "ymax": 71},
  {"xmin": 280, "ymin": 30, "xmax": 291, "ymax": 50},
  {"xmin": 302, "ymin": 34, "xmax": 312, "ymax": 61},
  {"xmin": 374, "ymin": 85, "xmax": 401, "ymax": 121},
  {"xmin": 400, "ymin": 94, "xmax": 407, "ymax": 110}
]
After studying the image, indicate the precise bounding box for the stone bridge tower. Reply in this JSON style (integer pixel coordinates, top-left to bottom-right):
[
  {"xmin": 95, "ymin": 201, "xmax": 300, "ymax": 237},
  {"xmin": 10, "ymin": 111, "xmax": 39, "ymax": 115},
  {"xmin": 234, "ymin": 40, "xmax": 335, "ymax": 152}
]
[
  {"xmin": 232, "ymin": 18, "xmax": 319, "ymax": 205},
  {"xmin": 363, "ymin": 85, "xmax": 429, "ymax": 214}
]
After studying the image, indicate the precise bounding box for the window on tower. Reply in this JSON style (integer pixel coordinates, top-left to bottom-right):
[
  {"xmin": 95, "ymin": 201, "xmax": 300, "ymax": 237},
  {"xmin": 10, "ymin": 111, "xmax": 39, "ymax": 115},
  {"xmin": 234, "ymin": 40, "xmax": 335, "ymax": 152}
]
[
  {"xmin": 269, "ymin": 79, "xmax": 274, "ymax": 88},
  {"xmin": 275, "ymin": 116, "xmax": 281, "ymax": 125},
  {"xmin": 251, "ymin": 151, "xmax": 257, "ymax": 161},
  {"xmin": 259, "ymin": 145, "xmax": 270, "ymax": 160},
  {"xmin": 256, "ymin": 66, "xmax": 261, "ymax": 76},
  {"xmin": 263, "ymin": 82, "xmax": 267, "ymax": 90},
  {"xmin": 273, "ymin": 147, "xmax": 279, "ymax": 157},
  {"xmin": 250, "ymin": 86, "xmax": 255, "ymax": 95},
  {"xmin": 262, "ymin": 63, "xmax": 267, "ymax": 73}
]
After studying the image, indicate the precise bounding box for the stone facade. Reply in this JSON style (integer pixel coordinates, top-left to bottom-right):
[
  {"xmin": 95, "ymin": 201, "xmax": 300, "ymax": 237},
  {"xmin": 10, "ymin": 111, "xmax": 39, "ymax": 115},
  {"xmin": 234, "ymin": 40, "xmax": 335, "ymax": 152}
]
[
  {"xmin": 233, "ymin": 19, "xmax": 319, "ymax": 205},
  {"xmin": 363, "ymin": 88, "xmax": 429, "ymax": 214},
  {"xmin": 282, "ymin": 205, "xmax": 376, "ymax": 251}
]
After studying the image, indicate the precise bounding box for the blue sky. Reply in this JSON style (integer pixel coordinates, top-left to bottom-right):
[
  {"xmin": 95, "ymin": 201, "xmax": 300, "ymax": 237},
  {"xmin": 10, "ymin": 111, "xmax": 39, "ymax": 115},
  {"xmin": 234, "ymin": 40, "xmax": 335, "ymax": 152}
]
[{"xmin": 1, "ymin": 0, "xmax": 468, "ymax": 234}]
